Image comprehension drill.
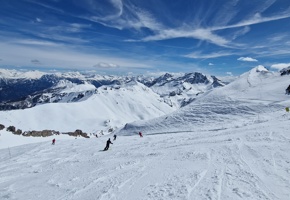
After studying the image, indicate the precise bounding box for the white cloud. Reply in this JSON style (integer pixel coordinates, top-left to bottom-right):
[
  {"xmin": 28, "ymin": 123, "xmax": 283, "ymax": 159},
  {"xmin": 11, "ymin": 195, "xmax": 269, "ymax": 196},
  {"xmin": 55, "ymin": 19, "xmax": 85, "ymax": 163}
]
[
  {"xmin": 140, "ymin": 28, "xmax": 230, "ymax": 47},
  {"xmin": 209, "ymin": 63, "xmax": 214, "ymax": 66},
  {"xmin": 15, "ymin": 39, "xmax": 61, "ymax": 46},
  {"xmin": 237, "ymin": 57, "xmax": 258, "ymax": 62},
  {"xmin": 36, "ymin": 18, "xmax": 42, "ymax": 22},
  {"xmin": 94, "ymin": 62, "xmax": 119, "ymax": 68},
  {"xmin": 213, "ymin": 12, "xmax": 290, "ymax": 31},
  {"xmin": 226, "ymin": 72, "xmax": 233, "ymax": 76},
  {"xmin": 69, "ymin": 23, "xmax": 91, "ymax": 32},
  {"xmin": 269, "ymin": 34, "xmax": 287, "ymax": 42},
  {"xmin": 232, "ymin": 26, "xmax": 251, "ymax": 40},
  {"xmin": 74, "ymin": 0, "xmax": 290, "ymax": 50},
  {"xmin": 185, "ymin": 51, "xmax": 233, "ymax": 59},
  {"xmin": 271, "ymin": 63, "xmax": 290, "ymax": 70}
]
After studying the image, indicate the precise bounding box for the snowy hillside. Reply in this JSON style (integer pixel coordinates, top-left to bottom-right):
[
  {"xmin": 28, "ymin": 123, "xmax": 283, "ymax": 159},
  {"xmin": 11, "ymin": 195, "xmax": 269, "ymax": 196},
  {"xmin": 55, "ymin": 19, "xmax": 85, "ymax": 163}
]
[
  {"xmin": 1, "ymin": 109, "xmax": 290, "ymax": 199},
  {"xmin": 118, "ymin": 66, "xmax": 290, "ymax": 135},
  {"xmin": 0, "ymin": 81, "xmax": 174, "ymax": 134}
]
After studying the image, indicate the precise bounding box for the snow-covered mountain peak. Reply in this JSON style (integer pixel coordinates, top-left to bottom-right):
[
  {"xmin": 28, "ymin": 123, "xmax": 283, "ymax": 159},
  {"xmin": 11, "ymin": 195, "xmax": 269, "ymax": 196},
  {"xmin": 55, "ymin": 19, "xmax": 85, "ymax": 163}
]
[
  {"xmin": 255, "ymin": 65, "xmax": 268, "ymax": 73},
  {"xmin": 56, "ymin": 80, "xmax": 96, "ymax": 93},
  {"xmin": 0, "ymin": 69, "xmax": 46, "ymax": 79}
]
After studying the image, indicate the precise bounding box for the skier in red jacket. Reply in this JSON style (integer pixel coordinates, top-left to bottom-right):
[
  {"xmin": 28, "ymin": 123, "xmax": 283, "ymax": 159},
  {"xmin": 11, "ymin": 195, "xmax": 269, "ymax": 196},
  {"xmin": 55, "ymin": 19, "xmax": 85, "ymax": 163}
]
[
  {"xmin": 139, "ymin": 132, "xmax": 143, "ymax": 137},
  {"xmin": 52, "ymin": 138, "xmax": 56, "ymax": 145}
]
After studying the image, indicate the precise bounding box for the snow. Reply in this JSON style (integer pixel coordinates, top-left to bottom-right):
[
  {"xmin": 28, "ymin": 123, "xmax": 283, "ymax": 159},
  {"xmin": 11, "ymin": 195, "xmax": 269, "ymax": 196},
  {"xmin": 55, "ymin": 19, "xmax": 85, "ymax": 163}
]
[
  {"xmin": 0, "ymin": 66, "xmax": 290, "ymax": 199},
  {"xmin": 118, "ymin": 66, "xmax": 290, "ymax": 135},
  {"xmin": 55, "ymin": 80, "xmax": 96, "ymax": 93},
  {"xmin": 0, "ymin": 130, "xmax": 78, "ymax": 149},
  {"xmin": 0, "ymin": 69, "xmax": 46, "ymax": 79},
  {"xmin": 0, "ymin": 81, "xmax": 174, "ymax": 133},
  {"xmin": 1, "ymin": 111, "xmax": 290, "ymax": 199}
]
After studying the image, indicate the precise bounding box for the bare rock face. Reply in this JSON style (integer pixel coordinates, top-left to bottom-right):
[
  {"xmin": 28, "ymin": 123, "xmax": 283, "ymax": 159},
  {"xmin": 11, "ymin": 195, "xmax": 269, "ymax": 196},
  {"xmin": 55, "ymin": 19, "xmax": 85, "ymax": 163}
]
[
  {"xmin": 108, "ymin": 128, "xmax": 114, "ymax": 133},
  {"xmin": 65, "ymin": 129, "xmax": 90, "ymax": 138},
  {"xmin": 6, "ymin": 126, "xmax": 16, "ymax": 133},
  {"xmin": 2, "ymin": 123, "xmax": 89, "ymax": 139},
  {"xmin": 22, "ymin": 130, "xmax": 60, "ymax": 137},
  {"xmin": 286, "ymin": 85, "xmax": 290, "ymax": 95},
  {"xmin": 0, "ymin": 124, "xmax": 5, "ymax": 130},
  {"xmin": 280, "ymin": 66, "xmax": 290, "ymax": 76},
  {"xmin": 14, "ymin": 129, "xmax": 22, "ymax": 135}
]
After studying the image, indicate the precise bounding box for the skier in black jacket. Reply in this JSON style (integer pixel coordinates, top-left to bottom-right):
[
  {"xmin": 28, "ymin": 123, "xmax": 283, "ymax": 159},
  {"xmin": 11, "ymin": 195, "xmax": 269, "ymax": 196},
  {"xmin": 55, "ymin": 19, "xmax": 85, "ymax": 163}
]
[{"xmin": 104, "ymin": 138, "xmax": 113, "ymax": 151}]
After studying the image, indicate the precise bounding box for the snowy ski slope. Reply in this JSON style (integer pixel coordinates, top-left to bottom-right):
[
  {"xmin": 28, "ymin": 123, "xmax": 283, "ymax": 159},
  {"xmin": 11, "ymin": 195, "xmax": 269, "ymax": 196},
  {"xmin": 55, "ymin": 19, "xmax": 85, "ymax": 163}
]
[{"xmin": 0, "ymin": 66, "xmax": 290, "ymax": 199}]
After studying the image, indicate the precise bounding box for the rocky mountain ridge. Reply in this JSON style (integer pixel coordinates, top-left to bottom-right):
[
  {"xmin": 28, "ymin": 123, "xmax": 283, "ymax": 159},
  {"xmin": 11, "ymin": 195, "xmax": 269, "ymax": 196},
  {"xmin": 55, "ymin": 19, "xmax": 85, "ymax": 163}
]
[{"xmin": 0, "ymin": 69, "xmax": 225, "ymax": 110}]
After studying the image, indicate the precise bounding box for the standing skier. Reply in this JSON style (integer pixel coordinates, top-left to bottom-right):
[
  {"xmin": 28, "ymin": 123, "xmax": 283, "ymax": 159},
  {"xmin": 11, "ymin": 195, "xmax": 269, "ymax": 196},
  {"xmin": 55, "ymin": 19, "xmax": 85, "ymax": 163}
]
[
  {"xmin": 52, "ymin": 138, "xmax": 56, "ymax": 145},
  {"xmin": 113, "ymin": 134, "xmax": 117, "ymax": 140},
  {"xmin": 104, "ymin": 138, "xmax": 113, "ymax": 151}
]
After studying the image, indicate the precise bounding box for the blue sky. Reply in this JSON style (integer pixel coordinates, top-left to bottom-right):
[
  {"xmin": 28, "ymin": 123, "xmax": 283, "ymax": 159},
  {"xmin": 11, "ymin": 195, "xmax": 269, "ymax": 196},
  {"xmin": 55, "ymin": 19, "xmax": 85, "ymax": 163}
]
[{"xmin": 1, "ymin": 0, "xmax": 290, "ymax": 76}]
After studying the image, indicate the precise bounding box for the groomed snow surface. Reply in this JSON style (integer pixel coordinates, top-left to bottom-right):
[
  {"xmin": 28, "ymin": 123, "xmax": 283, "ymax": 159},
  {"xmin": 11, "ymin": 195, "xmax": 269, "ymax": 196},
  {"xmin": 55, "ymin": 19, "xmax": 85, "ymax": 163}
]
[
  {"xmin": 1, "ymin": 112, "xmax": 290, "ymax": 200},
  {"xmin": 1, "ymin": 66, "xmax": 290, "ymax": 199}
]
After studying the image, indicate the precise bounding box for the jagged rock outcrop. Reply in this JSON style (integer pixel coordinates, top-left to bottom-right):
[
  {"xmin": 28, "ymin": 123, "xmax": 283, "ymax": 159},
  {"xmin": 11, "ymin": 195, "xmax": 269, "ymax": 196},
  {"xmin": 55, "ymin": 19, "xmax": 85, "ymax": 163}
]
[
  {"xmin": 211, "ymin": 76, "xmax": 225, "ymax": 87},
  {"xmin": 286, "ymin": 85, "xmax": 290, "ymax": 95},
  {"xmin": 181, "ymin": 72, "xmax": 210, "ymax": 84},
  {"xmin": 64, "ymin": 129, "xmax": 90, "ymax": 138},
  {"xmin": 2, "ymin": 121, "xmax": 90, "ymax": 138},
  {"xmin": 22, "ymin": 130, "xmax": 60, "ymax": 137},
  {"xmin": 14, "ymin": 129, "xmax": 22, "ymax": 135},
  {"xmin": 6, "ymin": 126, "xmax": 16, "ymax": 133},
  {"xmin": 148, "ymin": 73, "xmax": 174, "ymax": 87},
  {"xmin": 280, "ymin": 66, "xmax": 290, "ymax": 76}
]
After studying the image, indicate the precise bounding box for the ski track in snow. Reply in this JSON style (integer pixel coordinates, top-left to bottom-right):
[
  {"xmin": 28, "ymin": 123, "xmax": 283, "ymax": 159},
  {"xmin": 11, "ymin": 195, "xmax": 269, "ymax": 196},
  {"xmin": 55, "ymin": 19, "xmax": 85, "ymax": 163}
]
[{"xmin": 1, "ymin": 115, "xmax": 290, "ymax": 200}]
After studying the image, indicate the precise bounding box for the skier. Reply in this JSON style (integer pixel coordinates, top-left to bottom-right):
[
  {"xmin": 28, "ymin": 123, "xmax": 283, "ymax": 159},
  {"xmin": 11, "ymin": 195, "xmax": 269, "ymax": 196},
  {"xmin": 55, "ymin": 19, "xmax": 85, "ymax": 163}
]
[
  {"xmin": 104, "ymin": 138, "xmax": 113, "ymax": 151},
  {"xmin": 52, "ymin": 138, "xmax": 56, "ymax": 145},
  {"xmin": 113, "ymin": 134, "xmax": 117, "ymax": 140},
  {"xmin": 139, "ymin": 132, "xmax": 143, "ymax": 137}
]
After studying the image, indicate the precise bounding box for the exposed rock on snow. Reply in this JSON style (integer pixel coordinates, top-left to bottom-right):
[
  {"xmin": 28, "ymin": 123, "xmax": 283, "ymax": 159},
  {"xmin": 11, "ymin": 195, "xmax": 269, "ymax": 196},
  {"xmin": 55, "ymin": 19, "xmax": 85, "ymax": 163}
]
[
  {"xmin": 280, "ymin": 66, "xmax": 290, "ymax": 76},
  {"xmin": 0, "ymin": 124, "xmax": 5, "ymax": 130}
]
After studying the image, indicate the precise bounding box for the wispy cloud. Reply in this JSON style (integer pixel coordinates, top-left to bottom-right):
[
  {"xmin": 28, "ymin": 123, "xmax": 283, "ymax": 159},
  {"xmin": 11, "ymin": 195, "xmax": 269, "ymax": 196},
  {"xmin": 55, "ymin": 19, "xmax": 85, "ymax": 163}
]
[
  {"xmin": 14, "ymin": 39, "xmax": 61, "ymax": 46},
  {"xmin": 87, "ymin": 0, "xmax": 290, "ymax": 49},
  {"xmin": 237, "ymin": 57, "xmax": 258, "ymax": 62},
  {"xmin": 231, "ymin": 26, "xmax": 251, "ymax": 40},
  {"xmin": 93, "ymin": 62, "xmax": 119, "ymax": 68},
  {"xmin": 213, "ymin": 12, "xmax": 290, "ymax": 31},
  {"xmin": 209, "ymin": 63, "xmax": 214, "ymax": 66},
  {"xmin": 138, "ymin": 28, "xmax": 231, "ymax": 47},
  {"xmin": 185, "ymin": 51, "xmax": 233, "ymax": 59}
]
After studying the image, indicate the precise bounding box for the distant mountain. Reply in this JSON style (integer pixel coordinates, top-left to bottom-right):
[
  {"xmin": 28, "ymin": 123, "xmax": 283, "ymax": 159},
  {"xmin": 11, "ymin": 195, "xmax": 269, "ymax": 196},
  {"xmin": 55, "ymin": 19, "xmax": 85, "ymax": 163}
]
[
  {"xmin": 0, "ymin": 80, "xmax": 175, "ymax": 134},
  {"xmin": 118, "ymin": 66, "xmax": 290, "ymax": 135},
  {"xmin": 149, "ymin": 72, "xmax": 225, "ymax": 108},
  {"xmin": 0, "ymin": 69, "xmax": 226, "ymax": 110}
]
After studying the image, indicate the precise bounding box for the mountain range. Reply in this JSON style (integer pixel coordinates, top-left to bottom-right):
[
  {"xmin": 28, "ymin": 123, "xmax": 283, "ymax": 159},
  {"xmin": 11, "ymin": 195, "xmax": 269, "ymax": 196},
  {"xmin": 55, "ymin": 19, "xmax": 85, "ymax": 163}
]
[{"xmin": 0, "ymin": 69, "xmax": 224, "ymax": 111}]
